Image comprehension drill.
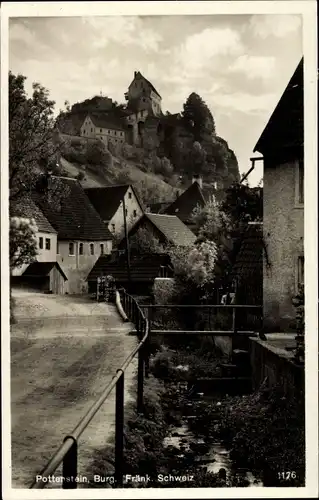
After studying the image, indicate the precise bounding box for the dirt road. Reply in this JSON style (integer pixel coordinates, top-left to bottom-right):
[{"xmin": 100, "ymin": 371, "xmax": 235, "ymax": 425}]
[{"xmin": 10, "ymin": 291, "xmax": 137, "ymax": 488}]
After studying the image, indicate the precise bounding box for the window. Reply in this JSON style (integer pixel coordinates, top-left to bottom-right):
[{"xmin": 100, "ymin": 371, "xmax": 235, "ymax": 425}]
[
  {"xmin": 128, "ymin": 192, "xmax": 132, "ymax": 199},
  {"xmin": 39, "ymin": 237, "xmax": 43, "ymax": 249},
  {"xmin": 100, "ymin": 243, "xmax": 104, "ymax": 254},
  {"xmin": 69, "ymin": 242, "xmax": 75, "ymax": 256},
  {"xmin": 100, "ymin": 129, "xmax": 102, "ymax": 133},
  {"xmin": 91, "ymin": 128, "xmax": 93, "ymax": 132},
  {"xmin": 111, "ymin": 224, "xmax": 115, "ymax": 232},
  {"xmin": 57, "ymin": 241, "xmax": 60, "ymax": 254},
  {"xmin": 90, "ymin": 243, "xmax": 94, "ymax": 255},
  {"xmin": 114, "ymin": 131, "xmax": 117, "ymax": 136},
  {"xmin": 133, "ymin": 209, "xmax": 137, "ymax": 217},
  {"xmin": 297, "ymin": 256, "xmax": 304, "ymax": 287},
  {"xmin": 79, "ymin": 242, "xmax": 84, "ymax": 255},
  {"xmin": 45, "ymin": 238, "xmax": 51, "ymax": 250}
]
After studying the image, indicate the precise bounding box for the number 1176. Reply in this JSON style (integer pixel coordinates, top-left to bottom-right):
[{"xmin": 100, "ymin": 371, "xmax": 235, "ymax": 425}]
[{"xmin": 278, "ymin": 471, "xmax": 296, "ymax": 480}]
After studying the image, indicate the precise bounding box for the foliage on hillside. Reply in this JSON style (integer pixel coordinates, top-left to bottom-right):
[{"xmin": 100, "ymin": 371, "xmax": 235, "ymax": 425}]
[{"xmin": 56, "ymin": 89, "xmax": 240, "ymax": 190}]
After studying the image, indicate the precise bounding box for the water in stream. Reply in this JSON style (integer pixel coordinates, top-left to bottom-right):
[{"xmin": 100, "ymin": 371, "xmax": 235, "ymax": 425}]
[{"xmin": 163, "ymin": 423, "xmax": 263, "ymax": 487}]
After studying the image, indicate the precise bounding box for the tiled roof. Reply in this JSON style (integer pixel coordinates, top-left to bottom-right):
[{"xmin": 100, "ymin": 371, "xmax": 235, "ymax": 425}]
[
  {"xmin": 232, "ymin": 224, "xmax": 263, "ymax": 278},
  {"xmin": 254, "ymin": 58, "xmax": 303, "ymax": 157},
  {"xmin": 32, "ymin": 176, "xmax": 113, "ymax": 241},
  {"xmin": 10, "ymin": 196, "xmax": 57, "ymax": 234},
  {"xmin": 86, "ymin": 112, "xmax": 125, "ymax": 131},
  {"xmin": 164, "ymin": 181, "xmax": 206, "ymax": 223},
  {"xmin": 144, "ymin": 213, "xmax": 196, "ymax": 246},
  {"xmin": 84, "ymin": 185, "xmax": 134, "ymax": 222},
  {"xmin": 87, "ymin": 253, "xmax": 172, "ymax": 282},
  {"xmin": 23, "ymin": 261, "xmax": 68, "ymax": 280}
]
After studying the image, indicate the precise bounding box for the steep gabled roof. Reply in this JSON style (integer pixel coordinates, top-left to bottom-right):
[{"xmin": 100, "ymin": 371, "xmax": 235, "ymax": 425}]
[
  {"xmin": 131, "ymin": 71, "xmax": 162, "ymax": 99},
  {"xmin": 254, "ymin": 58, "xmax": 303, "ymax": 157},
  {"xmin": 23, "ymin": 261, "xmax": 68, "ymax": 280},
  {"xmin": 84, "ymin": 112, "xmax": 125, "ymax": 131},
  {"xmin": 84, "ymin": 184, "xmax": 144, "ymax": 223},
  {"xmin": 87, "ymin": 253, "xmax": 172, "ymax": 282},
  {"xmin": 164, "ymin": 181, "xmax": 206, "ymax": 223},
  {"xmin": 232, "ymin": 223, "xmax": 263, "ymax": 278},
  {"xmin": 10, "ymin": 196, "xmax": 57, "ymax": 234},
  {"xmin": 144, "ymin": 213, "xmax": 196, "ymax": 246},
  {"xmin": 32, "ymin": 176, "xmax": 113, "ymax": 241}
]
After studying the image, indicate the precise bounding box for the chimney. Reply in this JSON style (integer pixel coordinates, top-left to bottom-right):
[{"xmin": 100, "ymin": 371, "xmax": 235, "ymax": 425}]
[{"xmin": 192, "ymin": 174, "xmax": 203, "ymax": 189}]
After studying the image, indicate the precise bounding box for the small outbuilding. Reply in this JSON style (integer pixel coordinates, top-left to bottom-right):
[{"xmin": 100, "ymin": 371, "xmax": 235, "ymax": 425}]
[{"xmin": 20, "ymin": 261, "xmax": 68, "ymax": 294}]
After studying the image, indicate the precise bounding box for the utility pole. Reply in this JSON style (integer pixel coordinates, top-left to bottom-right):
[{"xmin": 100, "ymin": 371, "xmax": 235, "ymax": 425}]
[{"xmin": 122, "ymin": 197, "xmax": 131, "ymax": 284}]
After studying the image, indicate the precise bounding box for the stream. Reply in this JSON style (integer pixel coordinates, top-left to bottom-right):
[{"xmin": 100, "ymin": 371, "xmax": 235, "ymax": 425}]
[{"xmin": 162, "ymin": 375, "xmax": 264, "ymax": 487}]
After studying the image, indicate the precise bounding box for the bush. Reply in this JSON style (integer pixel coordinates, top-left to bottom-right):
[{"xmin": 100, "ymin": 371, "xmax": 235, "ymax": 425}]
[{"xmin": 153, "ymin": 278, "xmax": 177, "ymax": 305}]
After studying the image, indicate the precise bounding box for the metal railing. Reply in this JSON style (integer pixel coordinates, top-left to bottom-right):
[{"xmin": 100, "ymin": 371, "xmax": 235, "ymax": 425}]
[
  {"xmin": 30, "ymin": 290, "xmax": 149, "ymax": 490},
  {"xmin": 141, "ymin": 304, "xmax": 263, "ymax": 336}
]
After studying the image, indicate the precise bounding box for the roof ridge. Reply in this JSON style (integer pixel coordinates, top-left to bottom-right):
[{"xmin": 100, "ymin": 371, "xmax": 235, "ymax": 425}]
[{"xmin": 148, "ymin": 213, "xmax": 177, "ymax": 218}]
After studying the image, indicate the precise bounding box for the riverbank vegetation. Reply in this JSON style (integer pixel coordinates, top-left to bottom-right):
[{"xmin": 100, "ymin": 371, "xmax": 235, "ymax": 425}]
[{"xmin": 87, "ymin": 340, "xmax": 305, "ymax": 489}]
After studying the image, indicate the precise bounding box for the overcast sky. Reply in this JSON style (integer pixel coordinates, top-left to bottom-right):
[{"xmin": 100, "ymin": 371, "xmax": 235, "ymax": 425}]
[{"xmin": 9, "ymin": 14, "xmax": 302, "ymax": 186}]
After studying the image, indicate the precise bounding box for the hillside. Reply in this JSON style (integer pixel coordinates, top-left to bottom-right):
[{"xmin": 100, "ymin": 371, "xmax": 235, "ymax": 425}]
[
  {"xmin": 55, "ymin": 134, "xmax": 180, "ymax": 206},
  {"xmin": 55, "ymin": 90, "xmax": 240, "ymax": 198}
]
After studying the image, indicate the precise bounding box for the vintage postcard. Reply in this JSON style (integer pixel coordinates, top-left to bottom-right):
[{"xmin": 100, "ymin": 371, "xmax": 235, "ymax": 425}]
[{"xmin": 1, "ymin": 1, "xmax": 318, "ymax": 499}]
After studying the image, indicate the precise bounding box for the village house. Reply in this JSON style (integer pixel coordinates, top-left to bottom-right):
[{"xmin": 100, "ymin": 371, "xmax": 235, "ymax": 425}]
[
  {"xmin": 118, "ymin": 212, "xmax": 197, "ymax": 250},
  {"xmin": 84, "ymin": 184, "xmax": 144, "ymax": 238},
  {"xmin": 164, "ymin": 175, "xmax": 217, "ymax": 233},
  {"xmin": 10, "ymin": 197, "xmax": 69, "ymax": 294},
  {"xmin": 32, "ymin": 175, "xmax": 113, "ymax": 294},
  {"xmin": 253, "ymin": 58, "xmax": 304, "ymax": 331},
  {"xmin": 80, "ymin": 113, "xmax": 126, "ymax": 146}
]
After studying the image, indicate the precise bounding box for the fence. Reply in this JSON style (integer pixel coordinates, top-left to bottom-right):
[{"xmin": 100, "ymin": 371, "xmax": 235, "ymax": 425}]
[
  {"xmin": 30, "ymin": 290, "xmax": 149, "ymax": 490},
  {"xmin": 141, "ymin": 304, "xmax": 263, "ymax": 336}
]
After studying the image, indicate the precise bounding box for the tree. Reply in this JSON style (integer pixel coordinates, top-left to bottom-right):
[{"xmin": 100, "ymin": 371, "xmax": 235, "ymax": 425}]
[
  {"xmin": 221, "ymin": 182, "xmax": 263, "ymax": 232},
  {"xmin": 182, "ymin": 92, "xmax": 215, "ymax": 142},
  {"xmin": 129, "ymin": 227, "xmax": 165, "ymax": 254},
  {"xmin": 168, "ymin": 241, "xmax": 218, "ymax": 288},
  {"xmin": 9, "ymin": 72, "xmax": 58, "ymax": 202},
  {"xmin": 9, "ymin": 217, "xmax": 37, "ymax": 270}
]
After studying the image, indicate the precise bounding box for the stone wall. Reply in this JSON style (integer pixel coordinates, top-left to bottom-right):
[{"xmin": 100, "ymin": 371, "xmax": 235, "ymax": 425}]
[{"xmin": 249, "ymin": 335, "xmax": 304, "ymax": 398}]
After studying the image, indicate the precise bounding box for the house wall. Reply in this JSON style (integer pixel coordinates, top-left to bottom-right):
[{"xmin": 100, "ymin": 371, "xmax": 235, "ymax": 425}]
[
  {"xmin": 150, "ymin": 90, "xmax": 162, "ymax": 116},
  {"xmin": 108, "ymin": 188, "xmax": 144, "ymax": 237},
  {"xmin": 57, "ymin": 239, "xmax": 112, "ymax": 294},
  {"xmin": 80, "ymin": 117, "xmax": 125, "ymax": 146},
  {"xmin": 263, "ymin": 159, "xmax": 304, "ymax": 331},
  {"xmin": 11, "ymin": 231, "xmax": 57, "ymax": 277}
]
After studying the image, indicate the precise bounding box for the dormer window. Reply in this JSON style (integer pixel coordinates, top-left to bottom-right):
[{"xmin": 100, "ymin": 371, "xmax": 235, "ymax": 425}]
[{"xmin": 128, "ymin": 192, "xmax": 132, "ymax": 199}]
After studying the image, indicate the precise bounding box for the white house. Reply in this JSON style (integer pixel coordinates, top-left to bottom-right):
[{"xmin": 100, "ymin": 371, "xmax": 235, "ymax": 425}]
[
  {"xmin": 32, "ymin": 176, "xmax": 114, "ymax": 294},
  {"xmin": 80, "ymin": 113, "xmax": 126, "ymax": 147},
  {"xmin": 84, "ymin": 184, "xmax": 144, "ymax": 238},
  {"xmin": 10, "ymin": 197, "xmax": 58, "ymax": 277}
]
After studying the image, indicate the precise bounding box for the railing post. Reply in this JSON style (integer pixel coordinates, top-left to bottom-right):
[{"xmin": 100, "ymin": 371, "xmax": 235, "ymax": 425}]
[
  {"xmin": 137, "ymin": 347, "xmax": 144, "ymax": 414},
  {"xmin": 62, "ymin": 436, "xmax": 78, "ymax": 489},
  {"xmin": 145, "ymin": 327, "xmax": 150, "ymax": 378},
  {"xmin": 115, "ymin": 371, "xmax": 124, "ymax": 488},
  {"xmin": 232, "ymin": 306, "xmax": 237, "ymax": 335}
]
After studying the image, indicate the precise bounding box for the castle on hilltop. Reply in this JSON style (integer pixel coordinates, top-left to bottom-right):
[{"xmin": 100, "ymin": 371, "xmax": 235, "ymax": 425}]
[{"xmin": 79, "ymin": 70, "xmax": 191, "ymax": 152}]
